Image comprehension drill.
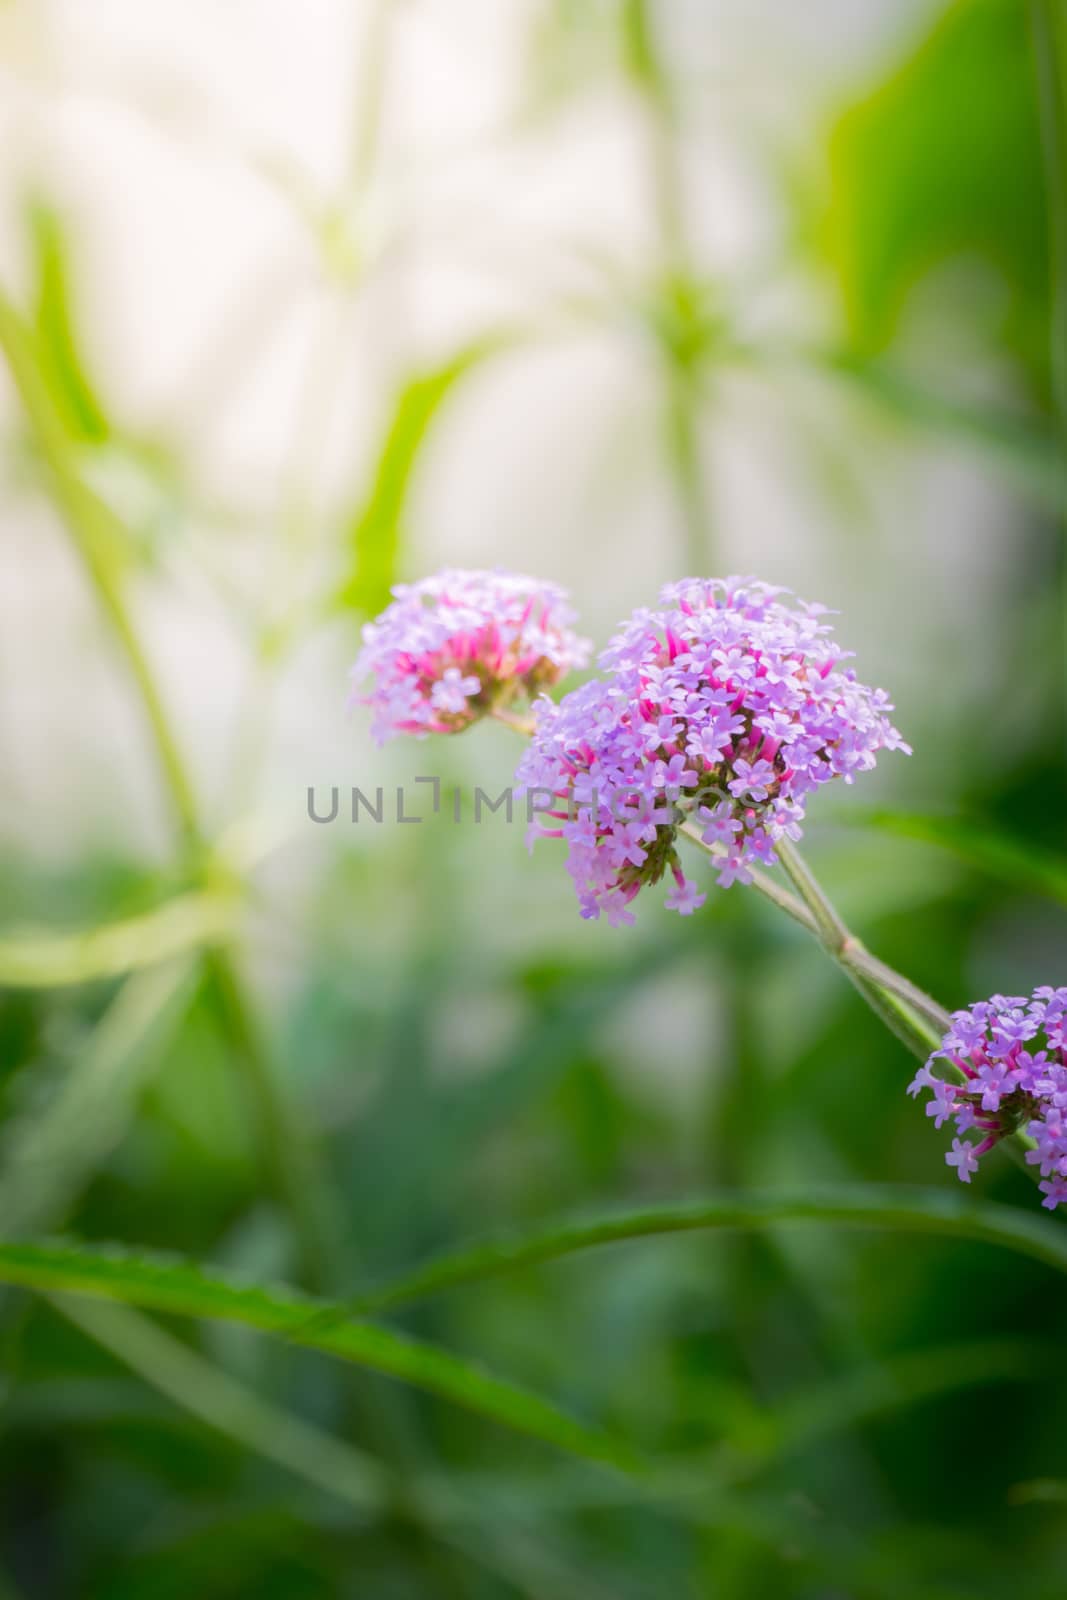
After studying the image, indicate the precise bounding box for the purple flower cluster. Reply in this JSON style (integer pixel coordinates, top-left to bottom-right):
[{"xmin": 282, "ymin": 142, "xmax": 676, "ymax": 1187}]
[
  {"xmin": 517, "ymin": 576, "xmax": 908, "ymax": 924},
  {"xmin": 909, "ymin": 987, "xmax": 1067, "ymax": 1208},
  {"xmin": 351, "ymin": 569, "xmax": 590, "ymax": 744}
]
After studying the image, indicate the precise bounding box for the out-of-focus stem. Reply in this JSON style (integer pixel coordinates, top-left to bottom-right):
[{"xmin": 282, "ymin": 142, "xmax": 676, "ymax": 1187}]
[
  {"xmin": 666, "ymin": 365, "xmax": 713, "ymax": 575},
  {"xmin": 95, "ymin": 605, "xmax": 335, "ymax": 1289},
  {"xmin": 490, "ymin": 714, "xmax": 1041, "ymax": 1179},
  {"xmin": 491, "ymin": 707, "xmax": 537, "ymax": 736},
  {"xmin": 0, "ymin": 293, "xmax": 337, "ymax": 1292},
  {"xmin": 626, "ymin": 0, "xmax": 712, "ymax": 572}
]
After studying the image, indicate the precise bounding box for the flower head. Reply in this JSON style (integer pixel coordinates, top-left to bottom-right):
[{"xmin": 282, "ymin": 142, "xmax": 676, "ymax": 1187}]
[
  {"xmin": 517, "ymin": 576, "xmax": 907, "ymax": 921},
  {"xmin": 909, "ymin": 987, "xmax": 1067, "ymax": 1208},
  {"xmin": 351, "ymin": 569, "xmax": 591, "ymax": 744}
]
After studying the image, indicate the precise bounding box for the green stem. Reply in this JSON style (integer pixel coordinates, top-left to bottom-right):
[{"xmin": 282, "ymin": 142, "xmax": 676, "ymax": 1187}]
[
  {"xmin": 0, "ymin": 288, "xmax": 336, "ymax": 1290},
  {"xmin": 681, "ymin": 825, "xmax": 946, "ymax": 1060},
  {"xmin": 206, "ymin": 951, "xmax": 338, "ymax": 1291},
  {"xmin": 54, "ymin": 1295, "xmax": 389, "ymax": 1511},
  {"xmin": 625, "ymin": 0, "xmax": 712, "ymax": 572},
  {"xmin": 770, "ymin": 840, "xmax": 1038, "ymax": 1179},
  {"xmin": 666, "ymin": 366, "xmax": 713, "ymax": 575},
  {"xmin": 350, "ymin": 1185, "xmax": 1067, "ymax": 1312},
  {"xmin": 774, "ymin": 838, "xmax": 946, "ymax": 1062}
]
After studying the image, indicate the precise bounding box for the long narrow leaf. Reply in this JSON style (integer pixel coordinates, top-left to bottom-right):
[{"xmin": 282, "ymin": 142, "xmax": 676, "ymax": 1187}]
[
  {"xmin": 27, "ymin": 201, "xmax": 110, "ymax": 444},
  {"xmin": 823, "ymin": 352, "xmax": 1067, "ymax": 513},
  {"xmin": 0, "ymin": 285, "xmax": 199, "ymax": 834},
  {"xmin": 333, "ymin": 334, "xmax": 516, "ymax": 618},
  {"xmin": 842, "ymin": 809, "xmax": 1067, "ymax": 907},
  {"xmin": 0, "ymin": 960, "xmax": 199, "ymax": 1235},
  {"xmin": 351, "ymin": 1186, "xmax": 1067, "ymax": 1313},
  {"xmin": 0, "ymin": 287, "xmax": 132, "ymax": 571},
  {"xmin": 0, "ymin": 892, "xmax": 235, "ymax": 988},
  {"xmin": 0, "ymin": 1239, "xmax": 636, "ymax": 1473},
  {"xmin": 54, "ymin": 1297, "xmax": 389, "ymax": 1513}
]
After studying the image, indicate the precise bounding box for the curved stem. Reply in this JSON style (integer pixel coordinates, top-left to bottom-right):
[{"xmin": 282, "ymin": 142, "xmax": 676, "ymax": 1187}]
[
  {"xmin": 774, "ymin": 838, "xmax": 949, "ymax": 1060},
  {"xmin": 349, "ymin": 1184, "xmax": 1067, "ymax": 1313},
  {"xmin": 0, "ymin": 289, "xmax": 337, "ymax": 1290},
  {"xmin": 771, "ymin": 841, "xmax": 1040, "ymax": 1177},
  {"xmin": 682, "ymin": 825, "xmax": 942, "ymax": 1060}
]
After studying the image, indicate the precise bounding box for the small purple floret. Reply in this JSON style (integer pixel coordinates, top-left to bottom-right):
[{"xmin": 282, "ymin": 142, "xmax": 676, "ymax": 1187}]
[
  {"xmin": 351, "ymin": 569, "xmax": 590, "ymax": 744},
  {"xmin": 911, "ymin": 987, "xmax": 1067, "ymax": 1210},
  {"xmin": 516, "ymin": 576, "xmax": 908, "ymax": 921}
]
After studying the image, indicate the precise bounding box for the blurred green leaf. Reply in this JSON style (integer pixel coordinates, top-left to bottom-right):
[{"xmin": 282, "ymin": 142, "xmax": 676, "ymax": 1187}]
[
  {"xmin": 620, "ymin": 0, "xmax": 665, "ymax": 97},
  {"xmin": 354, "ymin": 1186, "xmax": 1067, "ymax": 1312},
  {"xmin": 55, "ymin": 1297, "xmax": 388, "ymax": 1514},
  {"xmin": 1008, "ymin": 1477, "xmax": 1067, "ymax": 1505},
  {"xmin": 766, "ymin": 1337, "xmax": 1059, "ymax": 1469},
  {"xmin": 346, "ymin": 933, "xmax": 691, "ymax": 1258},
  {"xmin": 0, "ymin": 284, "xmax": 199, "ymax": 834},
  {"xmin": 0, "ymin": 286, "xmax": 132, "ymax": 570},
  {"xmin": 0, "ymin": 1239, "xmax": 638, "ymax": 1472},
  {"xmin": 524, "ymin": 0, "xmax": 619, "ymax": 120},
  {"xmin": 824, "ymin": 0, "xmax": 1050, "ymax": 372},
  {"xmin": 0, "ymin": 892, "xmax": 236, "ymax": 988},
  {"xmin": 26, "ymin": 201, "xmax": 110, "ymax": 445},
  {"xmin": 0, "ymin": 960, "xmax": 199, "ymax": 1235},
  {"xmin": 332, "ymin": 336, "xmax": 514, "ymax": 618},
  {"xmin": 843, "ymin": 809, "xmax": 1067, "ymax": 907},
  {"xmin": 817, "ymin": 350, "xmax": 1067, "ymax": 512}
]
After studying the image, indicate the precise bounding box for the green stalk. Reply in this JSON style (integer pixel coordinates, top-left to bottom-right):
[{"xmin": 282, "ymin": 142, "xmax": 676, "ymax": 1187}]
[
  {"xmin": 774, "ymin": 838, "xmax": 947, "ymax": 1062},
  {"xmin": 770, "ymin": 840, "xmax": 1037, "ymax": 1178},
  {"xmin": 682, "ymin": 823, "xmax": 943, "ymax": 1060},
  {"xmin": 54, "ymin": 1295, "xmax": 389, "ymax": 1512},
  {"xmin": 666, "ymin": 365, "xmax": 713, "ymax": 575},
  {"xmin": 0, "ymin": 288, "xmax": 335, "ymax": 1291},
  {"xmin": 625, "ymin": 0, "xmax": 713, "ymax": 572}
]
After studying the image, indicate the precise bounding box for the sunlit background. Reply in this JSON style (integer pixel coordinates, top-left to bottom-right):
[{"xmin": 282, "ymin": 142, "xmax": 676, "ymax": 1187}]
[{"xmin": 1, "ymin": 1, "xmax": 1066, "ymax": 1595}]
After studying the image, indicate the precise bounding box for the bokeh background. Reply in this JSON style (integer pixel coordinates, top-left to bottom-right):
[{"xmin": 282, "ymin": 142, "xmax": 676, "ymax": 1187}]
[{"xmin": 1, "ymin": 1, "xmax": 1066, "ymax": 1595}]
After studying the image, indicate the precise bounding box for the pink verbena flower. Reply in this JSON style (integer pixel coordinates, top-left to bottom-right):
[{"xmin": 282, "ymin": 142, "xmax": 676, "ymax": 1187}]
[
  {"xmin": 909, "ymin": 987, "xmax": 1067, "ymax": 1208},
  {"xmin": 516, "ymin": 576, "xmax": 908, "ymax": 923},
  {"xmin": 351, "ymin": 569, "xmax": 591, "ymax": 744}
]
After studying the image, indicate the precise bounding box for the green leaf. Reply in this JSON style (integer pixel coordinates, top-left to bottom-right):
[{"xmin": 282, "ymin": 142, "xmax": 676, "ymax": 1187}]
[
  {"xmin": 351, "ymin": 1186, "xmax": 1067, "ymax": 1313},
  {"xmin": 347, "ymin": 931, "xmax": 692, "ymax": 1255},
  {"xmin": 0, "ymin": 286, "xmax": 132, "ymax": 573},
  {"xmin": 26, "ymin": 200, "xmax": 110, "ymax": 444},
  {"xmin": 842, "ymin": 809, "xmax": 1067, "ymax": 907},
  {"xmin": 817, "ymin": 351, "xmax": 1067, "ymax": 513},
  {"xmin": 620, "ymin": 0, "xmax": 665, "ymax": 96},
  {"xmin": 55, "ymin": 1296, "xmax": 389, "ymax": 1513},
  {"xmin": 0, "ymin": 891, "xmax": 236, "ymax": 988},
  {"xmin": 0, "ymin": 284, "xmax": 200, "ymax": 835},
  {"xmin": 823, "ymin": 0, "xmax": 1049, "ymax": 370},
  {"xmin": 1009, "ymin": 1478, "xmax": 1067, "ymax": 1505},
  {"xmin": 0, "ymin": 1238, "xmax": 637, "ymax": 1473},
  {"xmin": 0, "ymin": 960, "xmax": 199, "ymax": 1236},
  {"xmin": 333, "ymin": 334, "xmax": 515, "ymax": 618}
]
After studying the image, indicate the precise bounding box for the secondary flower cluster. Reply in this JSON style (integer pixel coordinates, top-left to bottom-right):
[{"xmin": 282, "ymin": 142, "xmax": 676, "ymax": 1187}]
[
  {"xmin": 909, "ymin": 988, "xmax": 1067, "ymax": 1209},
  {"xmin": 516, "ymin": 576, "xmax": 908, "ymax": 924},
  {"xmin": 351, "ymin": 569, "xmax": 590, "ymax": 744}
]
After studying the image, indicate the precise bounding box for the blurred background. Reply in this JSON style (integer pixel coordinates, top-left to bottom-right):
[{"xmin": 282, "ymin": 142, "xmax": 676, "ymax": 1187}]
[{"xmin": 1, "ymin": 0, "xmax": 1066, "ymax": 1594}]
